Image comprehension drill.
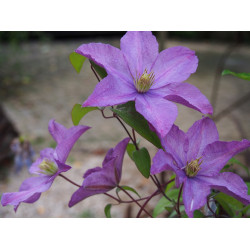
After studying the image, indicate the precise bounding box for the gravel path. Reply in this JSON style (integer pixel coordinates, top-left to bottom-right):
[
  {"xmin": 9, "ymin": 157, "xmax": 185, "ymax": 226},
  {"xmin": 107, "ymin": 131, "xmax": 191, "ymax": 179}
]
[{"xmin": 1, "ymin": 37, "xmax": 250, "ymax": 217}]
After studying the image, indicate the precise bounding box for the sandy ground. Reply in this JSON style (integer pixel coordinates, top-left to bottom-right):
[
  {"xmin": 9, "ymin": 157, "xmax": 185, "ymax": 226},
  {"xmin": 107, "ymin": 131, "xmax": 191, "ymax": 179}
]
[{"xmin": 0, "ymin": 36, "xmax": 250, "ymax": 217}]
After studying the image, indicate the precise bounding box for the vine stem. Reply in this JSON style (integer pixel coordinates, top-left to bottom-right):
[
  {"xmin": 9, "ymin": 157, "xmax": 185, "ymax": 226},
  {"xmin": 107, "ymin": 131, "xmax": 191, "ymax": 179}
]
[
  {"xmin": 152, "ymin": 175, "xmax": 172, "ymax": 202},
  {"xmin": 136, "ymin": 189, "xmax": 159, "ymax": 218},
  {"xmin": 176, "ymin": 183, "xmax": 183, "ymax": 217},
  {"xmin": 117, "ymin": 185, "xmax": 153, "ymax": 217},
  {"xmin": 136, "ymin": 178, "xmax": 175, "ymax": 218},
  {"xmin": 114, "ymin": 115, "xmax": 139, "ymax": 150},
  {"xmin": 104, "ymin": 192, "xmax": 161, "ymax": 204},
  {"xmin": 90, "ymin": 64, "xmax": 101, "ymax": 82},
  {"xmin": 59, "ymin": 174, "xmax": 81, "ymax": 188}
]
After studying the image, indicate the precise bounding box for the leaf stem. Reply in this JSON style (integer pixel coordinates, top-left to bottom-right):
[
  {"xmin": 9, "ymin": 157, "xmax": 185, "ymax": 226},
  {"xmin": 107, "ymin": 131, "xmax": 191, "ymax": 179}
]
[
  {"xmin": 117, "ymin": 185, "xmax": 152, "ymax": 217},
  {"xmin": 90, "ymin": 64, "xmax": 101, "ymax": 82},
  {"xmin": 136, "ymin": 189, "xmax": 159, "ymax": 218},
  {"xmin": 176, "ymin": 183, "xmax": 183, "ymax": 217},
  {"xmin": 114, "ymin": 115, "xmax": 139, "ymax": 150},
  {"xmin": 59, "ymin": 174, "xmax": 81, "ymax": 188}
]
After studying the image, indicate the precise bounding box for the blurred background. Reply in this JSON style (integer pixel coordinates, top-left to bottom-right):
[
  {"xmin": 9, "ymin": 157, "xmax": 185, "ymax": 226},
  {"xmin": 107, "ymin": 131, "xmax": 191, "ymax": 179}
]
[{"xmin": 0, "ymin": 31, "xmax": 250, "ymax": 218}]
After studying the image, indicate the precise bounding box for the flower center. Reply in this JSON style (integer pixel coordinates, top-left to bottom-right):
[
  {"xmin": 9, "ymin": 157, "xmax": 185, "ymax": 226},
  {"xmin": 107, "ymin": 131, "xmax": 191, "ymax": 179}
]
[
  {"xmin": 185, "ymin": 156, "xmax": 203, "ymax": 177},
  {"xmin": 134, "ymin": 69, "xmax": 155, "ymax": 93},
  {"xmin": 38, "ymin": 158, "xmax": 58, "ymax": 175}
]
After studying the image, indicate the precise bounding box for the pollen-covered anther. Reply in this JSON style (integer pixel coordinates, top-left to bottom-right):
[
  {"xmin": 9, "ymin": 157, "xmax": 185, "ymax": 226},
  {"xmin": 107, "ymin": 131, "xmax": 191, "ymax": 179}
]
[
  {"xmin": 185, "ymin": 156, "xmax": 203, "ymax": 177},
  {"xmin": 38, "ymin": 158, "xmax": 58, "ymax": 175},
  {"xmin": 134, "ymin": 69, "xmax": 155, "ymax": 93}
]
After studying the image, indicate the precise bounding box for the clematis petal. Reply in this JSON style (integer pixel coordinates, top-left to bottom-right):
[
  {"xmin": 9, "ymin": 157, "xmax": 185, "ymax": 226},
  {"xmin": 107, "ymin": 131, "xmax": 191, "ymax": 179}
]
[
  {"xmin": 1, "ymin": 175, "xmax": 55, "ymax": 210},
  {"xmin": 135, "ymin": 94, "xmax": 178, "ymax": 138},
  {"xmin": 83, "ymin": 74, "xmax": 137, "ymax": 107},
  {"xmin": 83, "ymin": 167, "xmax": 102, "ymax": 178},
  {"xmin": 56, "ymin": 160, "xmax": 72, "ymax": 173},
  {"xmin": 199, "ymin": 140, "xmax": 250, "ymax": 176},
  {"xmin": 153, "ymin": 82, "xmax": 213, "ymax": 115},
  {"xmin": 75, "ymin": 42, "xmax": 131, "ymax": 82},
  {"xmin": 186, "ymin": 117, "xmax": 219, "ymax": 161},
  {"xmin": 48, "ymin": 120, "xmax": 67, "ymax": 144},
  {"xmin": 160, "ymin": 124, "xmax": 188, "ymax": 167},
  {"xmin": 182, "ymin": 177, "xmax": 211, "ymax": 218},
  {"xmin": 83, "ymin": 158, "xmax": 118, "ymax": 189},
  {"xmin": 151, "ymin": 149, "xmax": 186, "ymax": 187},
  {"xmin": 55, "ymin": 123, "xmax": 91, "ymax": 163},
  {"xmin": 150, "ymin": 46, "xmax": 198, "ymax": 88},
  {"xmin": 69, "ymin": 188, "xmax": 109, "ymax": 207},
  {"xmin": 198, "ymin": 172, "xmax": 250, "ymax": 205},
  {"xmin": 102, "ymin": 137, "xmax": 130, "ymax": 182},
  {"xmin": 120, "ymin": 31, "xmax": 159, "ymax": 77}
]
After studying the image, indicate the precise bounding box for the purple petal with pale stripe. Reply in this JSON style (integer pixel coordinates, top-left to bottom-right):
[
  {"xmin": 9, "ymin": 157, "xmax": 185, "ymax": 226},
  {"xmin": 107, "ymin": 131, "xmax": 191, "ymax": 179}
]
[
  {"xmin": 120, "ymin": 31, "xmax": 159, "ymax": 77},
  {"xmin": 68, "ymin": 138, "xmax": 130, "ymax": 207},
  {"xmin": 51, "ymin": 121, "xmax": 90, "ymax": 163},
  {"xmin": 1, "ymin": 176, "xmax": 55, "ymax": 210},
  {"xmin": 186, "ymin": 117, "xmax": 219, "ymax": 161},
  {"xmin": 135, "ymin": 94, "xmax": 178, "ymax": 138},
  {"xmin": 83, "ymin": 74, "xmax": 136, "ymax": 107},
  {"xmin": 161, "ymin": 124, "xmax": 188, "ymax": 167},
  {"xmin": 151, "ymin": 46, "xmax": 198, "ymax": 88},
  {"xmin": 69, "ymin": 188, "xmax": 108, "ymax": 207},
  {"xmin": 198, "ymin": 172, "xmax": 250, "ymax": 205},
  {"xmin": 151, "ymin": 149, "xmax": 186, "ymax": 187},
  {"xmin": 102, "ymin": 137, "xmax": 130, "ymax": 182},
  {"xmin": 76, "ymin": 43, "xmax": 131, "ymax": 83},
  {"xmin": 158, "ymin": 82, "xmax": 213, "ymax": 115},
  {"xmin": 199, "ymin": 139, "xmax": 250, "ymax": 176},
  {"xmin": 182, "ymin": 177, "xmax": 211, "ymax": 218}
]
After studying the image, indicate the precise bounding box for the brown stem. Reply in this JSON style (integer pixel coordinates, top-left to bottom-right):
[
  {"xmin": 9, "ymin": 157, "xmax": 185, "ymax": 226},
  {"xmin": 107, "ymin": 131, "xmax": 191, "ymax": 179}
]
[
  {"xmin": 90, "ymin": 64, "xmax": 101, "ymax": 82},
  {"xmin": 136, "ymin": 189, "xmax": 159, "ymax": 218},
  {"xmin": 176, "ymin": 183, "xmax": 183, "ymax": 218},
  {"xmin": 117, "ymin": 185, "xmax": 152, "ymax": 218},
  {"xmin": 59, "ymin": 174, "xmax": 81, "ymax": 188},
  {"xmin": 114, "ymin": 115, "xmax": 139, "ymax": 150}
]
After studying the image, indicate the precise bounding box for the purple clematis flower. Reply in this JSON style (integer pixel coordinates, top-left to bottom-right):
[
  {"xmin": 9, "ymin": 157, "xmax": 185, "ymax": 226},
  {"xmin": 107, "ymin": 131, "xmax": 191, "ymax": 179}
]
[
  {"xmin": 69, "ymin": 137, "xmax": 130, "ymax": 207},
  {"xmin": 150, "ymin": 117, "xmax": 250, "ymax": 217},
  {"xmin": 1, "ymin": 120, "xmax": 90, "ymax": 211},
  {"xmin": 76, "ymin": 31, "xmax": 213, "ymax": 137}
]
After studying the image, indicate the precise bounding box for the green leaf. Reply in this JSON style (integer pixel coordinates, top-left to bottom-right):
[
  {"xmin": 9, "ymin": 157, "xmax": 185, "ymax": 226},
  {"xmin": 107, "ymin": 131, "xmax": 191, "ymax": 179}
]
[
  {"xmin": 132, "ymin": 147, "xmax": 151, "ymax": 178},
  {"xmin": 71, "ymin": 104, "xmax": 98, "ymax": 125},
  {"xmin": 214, "ymin": 192, "xmax": 243, "ymax": 217},
  {"xmin": 69, "ymin": 52, "xmax": 86, "ymax": 73},
  {"xmin": 222, "ymin": 70, "xmax": 250, "ymax": 81},
  {"xmin": 153, "ymin": 188, "xmax": 180, "ymax": 217},
  {"xmin": 193, "ymin": 210, "xmax": 205, "ymax": 218},
  {"xmin": 165, "ymin": 175, "xmax": 176, "ymax": 193},
  {"xmin": 90, "ymin": 60, "xmax": 107, "ymax": 79},
  {"xmin": 116, "ymin": 185, "xmax": 141, "ymax": 199},
  {"xmin": 126, "ymin": 143, "xmax": 136, "ymax": 161},
  {"xmin": 242, "ymin": 205, "xmax": 250, "ymax": 216},
  {"xmin": 220, "ymin": 164, "xmax": 231, "ymax": 173},
  {"xmin": 111, "ymin": 102, "xmax": 162, "ymax": 148},
  {"xmin": 228, "ymin": 157, "xmax": 250, "ymax": 177},
  {"xmin": 246, "ymin": 182, "xmax": 250, "ymax": 195},
  {"xmin": 104, "ymin": 204, "xmax": 112, "ymax": 218}
]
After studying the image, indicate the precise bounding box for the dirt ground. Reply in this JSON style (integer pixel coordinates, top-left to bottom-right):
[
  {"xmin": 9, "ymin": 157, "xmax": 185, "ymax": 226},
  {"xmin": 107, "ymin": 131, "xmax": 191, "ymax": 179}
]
[{"xmin": 1, "ymin": 36, "xmax": 250, "ymax": 217}]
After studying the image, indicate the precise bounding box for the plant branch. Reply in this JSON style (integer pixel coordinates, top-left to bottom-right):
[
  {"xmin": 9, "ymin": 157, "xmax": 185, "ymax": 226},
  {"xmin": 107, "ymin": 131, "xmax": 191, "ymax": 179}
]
[
  {"xmin": 117, "ymin": 185, "xmax": 152, "ymax": 217},
  {"xmin": 176, "ymin": 183, "xmax": 183, "ymax": 218},
  {"xmin": 59, "ymin": 174, "xmax": 81, "ymax": 188}
]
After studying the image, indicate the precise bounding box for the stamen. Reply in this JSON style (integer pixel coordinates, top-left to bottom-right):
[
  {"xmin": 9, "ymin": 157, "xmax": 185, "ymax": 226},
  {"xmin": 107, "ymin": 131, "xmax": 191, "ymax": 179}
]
[
  {"xmin": 38, "ymin": 158, "xmax": 58, "ymax": 176},
  {"xmin": 134, "ymin": 69, "xmax": 155, "ymax": 93},
  {"xmin": 185, "ymin": 156, "xmax": 203, "ymax": 177}
]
